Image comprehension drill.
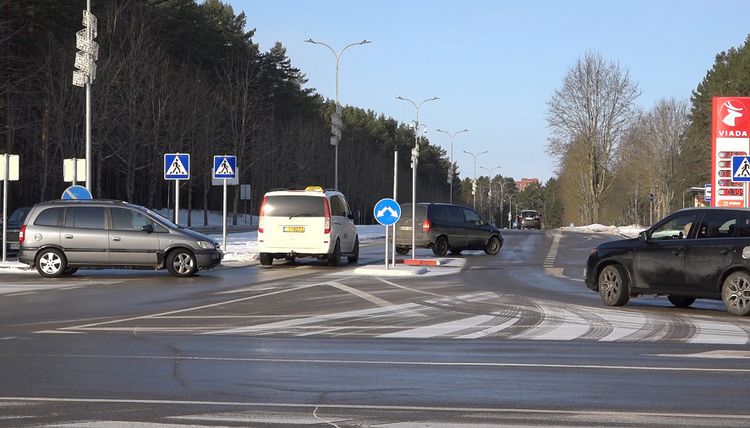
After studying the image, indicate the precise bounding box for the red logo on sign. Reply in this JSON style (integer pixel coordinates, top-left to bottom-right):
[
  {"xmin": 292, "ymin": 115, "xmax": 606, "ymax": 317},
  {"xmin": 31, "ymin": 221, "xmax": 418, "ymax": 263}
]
[{"xmin": 717, "ymin": 99, "xmax": 750, "ymax": 135}]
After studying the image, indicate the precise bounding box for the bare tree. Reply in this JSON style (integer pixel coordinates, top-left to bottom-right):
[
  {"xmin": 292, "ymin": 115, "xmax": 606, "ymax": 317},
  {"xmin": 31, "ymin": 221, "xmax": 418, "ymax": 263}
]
[{"xmin": 547, "ymin": 51, "xmax": 640, "ymax": 223}]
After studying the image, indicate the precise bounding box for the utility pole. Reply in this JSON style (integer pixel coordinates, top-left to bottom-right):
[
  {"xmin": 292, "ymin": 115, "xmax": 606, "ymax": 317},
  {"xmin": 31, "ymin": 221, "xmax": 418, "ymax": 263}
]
[{"xmin": 436, "ymin": 128, "xmax": 469, "ymax": 203}]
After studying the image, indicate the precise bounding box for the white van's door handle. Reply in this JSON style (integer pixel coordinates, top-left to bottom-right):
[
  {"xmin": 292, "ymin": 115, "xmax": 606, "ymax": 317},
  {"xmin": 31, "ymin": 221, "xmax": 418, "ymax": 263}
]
[
  {"xmin": 64, "ymin": 234, "xmax": 73, "ymax": 239},
  {"xmin": 112, "ymin": 236, "xmax": 121, "ymax": 242}
]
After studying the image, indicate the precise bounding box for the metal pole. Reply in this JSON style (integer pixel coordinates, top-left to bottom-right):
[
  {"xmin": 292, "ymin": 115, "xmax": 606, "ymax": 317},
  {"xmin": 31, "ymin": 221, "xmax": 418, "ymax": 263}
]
[
  {"xmin": 72, "ymin": 157, "xmax": 77, "ymax": 187},
  {"xmin": 85, "ymin": 0, "xmax": 92, "ymax": 194},
  {"xmin": 222, "ymin": 178, "xmax": 228, "ymax": 251},
  {"xmin": 175, "ymin": 180, "xmax": 180, "ymax": 226},
  {"xmin": 450, "ymin": 137, "xmax": 454, "ymax": 203},
  {"xmin": 392, "ymin": 151, "xmax": 397, "ymax": 268},
  {"xmin": 2, "ymin": 154, "xmax": 7, "ymax": 263},
  {"xmin": 385, "ymin": 224, "xmax": 389, "ymax": 270}
]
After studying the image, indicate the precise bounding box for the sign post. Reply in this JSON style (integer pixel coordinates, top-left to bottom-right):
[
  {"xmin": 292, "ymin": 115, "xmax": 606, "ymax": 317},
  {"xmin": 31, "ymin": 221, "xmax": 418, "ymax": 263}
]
[
  {"xmin": 63, "ymin": 158, "xmax": 87, "ymax": 186},
  {"xmin": 0, "ymin": 154, "xmax": 19, "ymax": 263},
  {"xmin": 240, "ymin": 184, "xmax": 252, "ymax": 225},
  {"xmin": 374, "ymin": 198, "xmax": 401, "ymax": 270},
  {"xmin": 731, "ymin": 156, "xmax": 750, "ymax": 207},
  {"xmin": 164, "ymin": 153, "xmax": 190, "ymax": 225},
  {"xmin": 213, "ymin": 155, "xmax": 237, "ymax": 251},
  {"xmin": 392, "ymin": 151, "xmax": 398, "ymax": 268}
]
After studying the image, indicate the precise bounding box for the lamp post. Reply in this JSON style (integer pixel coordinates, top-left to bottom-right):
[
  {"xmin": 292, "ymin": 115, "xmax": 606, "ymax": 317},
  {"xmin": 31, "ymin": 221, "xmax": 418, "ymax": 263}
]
[
  {"xmin": 480, "ymin": 166, "xmax": 500, "ymax": 223},
  {"xmin": 463, "ymin": 149, "xmax": 488, "ymax": 209},
  {"xmin": 498, "ymin": 180, "xmax": 513, "ymax": 229},
  {"xmin": 305, "ymin": 38, "xmax": 371, "ymax": 190},
  {"xmin": 397, "ymin": 96, "xmax": 439, "ymax": 259},
  {"xmin": 436, "ymin": 128, "xmax": 469, "ymax": 203}
]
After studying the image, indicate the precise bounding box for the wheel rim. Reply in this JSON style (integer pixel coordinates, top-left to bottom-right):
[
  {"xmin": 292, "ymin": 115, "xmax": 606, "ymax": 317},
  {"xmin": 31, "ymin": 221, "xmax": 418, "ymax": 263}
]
[
  {"xmin": 173, "ymin": 253, "xmax": 194, "ymax": 275},
  {"xmin": 438, "ymin": 239, "xmax": 447, "ymax": 254},
  {"xmin": 725, "ymin": 274, "xmax": 750, "ymax": 312},
  {"xmin": 40, "ymin": 252, "xmax": 62, "ymax": 275},
  {"xmin": 489, "ymin": 238, "xmax": 499, "ymax": 253},
  {"xmin": 600, "ymin": 267, "xmax": 621, "ymax": 301}
]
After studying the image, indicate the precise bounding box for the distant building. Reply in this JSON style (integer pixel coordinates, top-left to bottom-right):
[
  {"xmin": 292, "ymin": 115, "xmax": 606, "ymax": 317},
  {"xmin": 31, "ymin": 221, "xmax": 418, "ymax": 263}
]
[{"xmin": 515, "ymin": 178, "xmax": 540, "ymax": 191}]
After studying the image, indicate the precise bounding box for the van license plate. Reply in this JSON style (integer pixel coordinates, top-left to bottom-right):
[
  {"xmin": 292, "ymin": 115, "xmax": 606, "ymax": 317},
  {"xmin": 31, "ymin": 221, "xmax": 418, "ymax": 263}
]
[
  {"xmin": 9, "ymin": 243, "xmax": 19, "ymax": 249},
  {"xmin": 400, "ymin": 226, "xmax": 412, "ymax": 231},
  {"xmin": 283, "ymin": 226, "xmax": 305, "ymax": 233}
]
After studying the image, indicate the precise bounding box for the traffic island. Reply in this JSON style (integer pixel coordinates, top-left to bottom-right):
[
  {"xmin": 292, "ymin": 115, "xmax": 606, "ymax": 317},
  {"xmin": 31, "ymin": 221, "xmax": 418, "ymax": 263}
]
[{"xmin": 352, "ymin": 265, "xmax": 428, "ymax": 276}]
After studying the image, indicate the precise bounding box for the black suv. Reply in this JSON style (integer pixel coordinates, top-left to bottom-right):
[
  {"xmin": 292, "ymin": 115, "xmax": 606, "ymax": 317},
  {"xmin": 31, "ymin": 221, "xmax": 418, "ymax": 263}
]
[
  {"xmin": 585, "ymin": 207, "xmax": 750, "ymax": 316},
  {"xmin": 394, "ymin": 203, "xmax": 503, "ymax": 256}
]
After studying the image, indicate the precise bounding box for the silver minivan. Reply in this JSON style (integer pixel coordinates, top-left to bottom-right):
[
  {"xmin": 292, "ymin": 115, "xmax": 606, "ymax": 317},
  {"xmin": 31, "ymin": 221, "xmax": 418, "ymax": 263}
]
[{"xmin": 18, "ymin": 200, "xmax": 222, "ymax": 277}]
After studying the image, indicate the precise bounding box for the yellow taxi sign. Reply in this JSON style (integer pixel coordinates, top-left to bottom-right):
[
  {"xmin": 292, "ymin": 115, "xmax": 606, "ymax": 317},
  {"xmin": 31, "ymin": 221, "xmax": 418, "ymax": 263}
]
[{"xmin": 305, "ymin": 186, "xmax": 324, "ymax": 192}]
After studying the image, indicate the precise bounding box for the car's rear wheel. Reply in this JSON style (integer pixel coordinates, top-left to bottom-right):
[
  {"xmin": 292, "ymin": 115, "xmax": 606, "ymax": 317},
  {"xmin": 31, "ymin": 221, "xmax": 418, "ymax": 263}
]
[
  {"xmin": 396, "ymin": 246, "xmax": 410, "ymax": 255},
  {"xmin": 722, "ymin": 271, "xmax": 750, "ymax": 316},
  {"xmin": 259, "ymin": 253, "xmax": 273, "ymax": 266},
  {"xmin": 449, "ymin": 248, "xmax": 462, "ymax": 255},
  {"xmin": 484, "ymin": 236, "xmax": 501, "ymax": 255},
  {"xmin": 36, "ymin": 249, "xmax": 67, "ymax": 278},
  {"xmin": 598, "ymin": 264, "xmax": 630, "ymax": 306},
  {"xmin": 432, "ymin": 236, "xmax": 448, "ymax": 257},
  {"xmin": 347, "ymin": 238, "xmax": 359, "ymax": 264},
  {"xmin": 328, "ymin": 240, "xmax": 341, "ymax": 266},
  {"xmin": 668, "ymin": 295, "xmax": 696, "ymax": 308},
  {"xmin": 166, "ymin": 249, "xmax": 197, "ymax": 277}
]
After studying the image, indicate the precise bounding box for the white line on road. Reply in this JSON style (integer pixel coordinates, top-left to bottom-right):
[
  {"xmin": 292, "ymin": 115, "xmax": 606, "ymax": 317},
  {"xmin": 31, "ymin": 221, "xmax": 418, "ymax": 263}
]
[
  {"xmin": 379, "ymin": 315, "xmax": 497, "ymax": 339},
  {"xmin": 456, "ymin": 317, "xmax": 520, "ymax": 339},
  {"xmin": 689, "ymin": 319, "xmax": 748, "ymax": 345},
  {"xmin": 326, "ymin": 281, "xmax": 395, "ymax": 308}
]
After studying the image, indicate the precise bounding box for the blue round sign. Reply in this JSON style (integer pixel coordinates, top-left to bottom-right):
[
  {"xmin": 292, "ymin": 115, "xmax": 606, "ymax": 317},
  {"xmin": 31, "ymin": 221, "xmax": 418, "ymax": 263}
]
[
  {"xmin": 373, "ymin": 198, "xmax": 401, "ymax": 226},
  {"xmin": 61, "ymin": 185, "xmax": 93, "ymax": 200}
]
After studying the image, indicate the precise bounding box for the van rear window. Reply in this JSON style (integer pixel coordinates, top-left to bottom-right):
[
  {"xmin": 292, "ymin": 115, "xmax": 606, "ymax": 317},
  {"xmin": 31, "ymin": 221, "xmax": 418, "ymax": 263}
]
[{"xmin": 264, "ymin": 196, "xmax": 324, "ymax": 217}]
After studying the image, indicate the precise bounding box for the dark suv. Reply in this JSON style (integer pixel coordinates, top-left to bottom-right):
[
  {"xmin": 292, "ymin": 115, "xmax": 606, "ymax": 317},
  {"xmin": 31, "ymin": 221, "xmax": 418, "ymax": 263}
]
[
  {"xmin": 585, "ymin": 207, "xmax": 750, "ymax": 316},
  {"xmin": 520, "ymin": 210, "xmax": 542, "ymax": 230},
  {"xmin": 394, "ymin": 203, "xmax": 503, "ymax": 256}
]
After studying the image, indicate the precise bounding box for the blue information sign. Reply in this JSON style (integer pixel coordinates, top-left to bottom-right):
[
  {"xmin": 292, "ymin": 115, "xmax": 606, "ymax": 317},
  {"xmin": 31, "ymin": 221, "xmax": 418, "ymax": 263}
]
[
  {"xmin": 213, "ymin": 155, "xmax": 237, "ymax": 179},
  {"xmin": 732, "ymin": 156, "xmax": 750, "ymax": 182},
  {"xmin": 61, "ymin": 185, "xmax": 93, "ymax": 200},
  {"xmin": 164, "ymin": 153, "xmax": 190, "ymax": 180},
  {"xmin": 373, "ymin": 198, "xmax": 401, "ymax": 226}
]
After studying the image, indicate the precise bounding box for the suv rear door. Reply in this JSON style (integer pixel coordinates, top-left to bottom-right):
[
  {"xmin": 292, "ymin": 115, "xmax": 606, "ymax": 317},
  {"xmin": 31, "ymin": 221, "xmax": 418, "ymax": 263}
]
[
  {"xmin": 684, "ymin": 210, "xmax": 737, "ymax": 295},
  {"xmin": 61, "ymin": 206, "xmax": 109, "ymax": 265}
]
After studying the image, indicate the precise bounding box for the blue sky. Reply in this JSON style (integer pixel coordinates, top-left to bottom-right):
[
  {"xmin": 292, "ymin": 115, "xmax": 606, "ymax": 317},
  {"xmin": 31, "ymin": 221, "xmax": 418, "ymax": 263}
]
[{"xmin": 227, "ymin": 0, "xmax": 749, "ymax": 183}]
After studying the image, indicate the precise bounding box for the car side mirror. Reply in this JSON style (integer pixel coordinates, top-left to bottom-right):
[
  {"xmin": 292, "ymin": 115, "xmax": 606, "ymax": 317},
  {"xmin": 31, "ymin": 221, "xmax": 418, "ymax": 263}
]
[
  {"xmin": 638, "ymin": 231, "xmax": 647, "ymax": 242},
  {"xmin": 141, "ymin": 224, "xmax": 154, "ymax": 233}
]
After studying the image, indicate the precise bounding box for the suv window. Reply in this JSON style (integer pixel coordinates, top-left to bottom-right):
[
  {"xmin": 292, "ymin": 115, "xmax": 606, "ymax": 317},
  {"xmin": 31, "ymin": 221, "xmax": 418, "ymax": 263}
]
[
  {"xmin": 462, "ymin": 208, "xmax": 481, "ymax": 224},
  {"xmin": 739, "ymin": 214, "xmax": 750, "ymax": 237},
  {"xmin": 696, "ymin": 212, "xmax": 736, "ymax": 239},
  {"xmin": 429, "ymin": 205, "xmax": 448, "ymax": 223},
  {"xmin": 446, "ymin": 206, "xmax": 463, "ymax": 224},
  {"xmin": 33, "ymin": 207, "xmax": 64, "ymax": 227},
  {"xmin": 111, "ymin": 208, "xmax": 150, "ymax": 231},
  {"xmin": 64, "ymin": 207, "xmax": 106, "ymax": 230},
  {"xmin": 330, "ymin": 196, "xmax": 348, "ymax": 217},
  {"xmin": 650, "ymin": 213, "xmax": 696, "ymax": 240},
  {"xmin": 265, "ymin": 195, "xmax": 324, "ymax": 217}
]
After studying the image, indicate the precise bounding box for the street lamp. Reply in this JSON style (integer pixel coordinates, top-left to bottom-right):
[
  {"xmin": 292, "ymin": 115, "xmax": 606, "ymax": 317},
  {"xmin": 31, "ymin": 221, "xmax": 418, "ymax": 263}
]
[
  {"xmin": 397, "ymin": 96, "xmax": 439, "ymax": 259},
  {"xmin": 305, "ymin": 38, "xmax": 371, "ymax": 190},
  {"xmin": 463, "ymin": 149, "xmax": 488, "ymax": 209},
  {"xmin": 480, "ymin": 166, "xmax": 500, "ymax": 223},
  {"xmin": 436, "ymin": 128, "xmax": 469, "ymax": 203}
]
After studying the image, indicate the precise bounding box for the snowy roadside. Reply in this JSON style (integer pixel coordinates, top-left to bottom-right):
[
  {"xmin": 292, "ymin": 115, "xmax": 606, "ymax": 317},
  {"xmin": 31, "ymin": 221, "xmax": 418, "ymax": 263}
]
[
  {"xmin": 211, "ymin": 224, "xmax": 386, "ymax": 264},
  {"xmin": 558, "ymin": 224, "xmax": 645, "ymax": 238}
]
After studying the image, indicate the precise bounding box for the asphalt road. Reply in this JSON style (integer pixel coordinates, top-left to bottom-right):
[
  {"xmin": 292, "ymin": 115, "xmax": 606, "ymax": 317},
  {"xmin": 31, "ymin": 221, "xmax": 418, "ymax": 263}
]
[{"xmin": 1, "ymin": 230, "xmax": 749, "ymax": 427}]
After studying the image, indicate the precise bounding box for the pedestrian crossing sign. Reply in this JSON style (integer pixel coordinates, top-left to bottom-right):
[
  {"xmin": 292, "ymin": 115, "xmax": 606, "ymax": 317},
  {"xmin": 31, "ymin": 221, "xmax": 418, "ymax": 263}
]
[
  {"xmin": 164, "ymin": 153, "xmax": 190, "ymax": 180},
  {"xmin": 213, "ymin": 155, "xmax": 237, "ymax": 179},
  {"xmin": 731, "ymin": 156, "xmax": 750, "ymax": 182}
]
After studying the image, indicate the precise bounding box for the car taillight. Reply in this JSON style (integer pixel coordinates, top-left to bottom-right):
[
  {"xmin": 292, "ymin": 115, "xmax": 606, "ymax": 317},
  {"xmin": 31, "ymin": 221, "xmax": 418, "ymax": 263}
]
[
  {"xmin": 258, "ymin": 196, "xmax": 267, "ymax": 233},
  {"xmin": 19, "ymin": 225, "xmax": 25, "ymax": 244},
  {"xmin": 422, "ymin": 218, "xmax": 432, "ymax": 232},
  {"xmin": 323, "ymin": 198, "xmax": 331, "ymax": 234}
]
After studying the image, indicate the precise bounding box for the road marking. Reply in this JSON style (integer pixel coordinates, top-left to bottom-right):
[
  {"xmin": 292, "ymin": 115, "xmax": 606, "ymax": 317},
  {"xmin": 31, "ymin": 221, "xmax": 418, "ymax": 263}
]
[
  {"xmin": 65, "ymin": 283, "xmax": 325, "ymax": 331},
  {"xmin": 3, "ymin": 396, "xmax": 750, "ymax": 421},
  {"xmin": 596, "ymin": 310, "xmax": 647, "ymax": 342},
  {"xmin": 513, "ymin": 305, "xmax": 589, "ymax": 341},
  {"xmin": 326, "ymin": 281, "xmax": 394, "ymax": 307},
  {"xmin": 689, "ymin": 319, "xmax": 748, "ymax": 345},
  {"xmin": 205, "ymin": 303, "xmax": 422, "ymax": 335},
  {"xmin": 654, "ymin": 350, "xmax": 750, "ymax": 359},
  {"xmin": 456, "ymin": 317, "xmax": 520, "ymax": 339},
  {"xmin": 543, "ymin": 232, "xmax": 561, "ymax": 268},
  {"xmin": 4, "ymin": 292, "xmax": 36, "ymax": 296},
  {"xmin": 379, "ymin": 315, "xmax": 496, "ymax": 338}
]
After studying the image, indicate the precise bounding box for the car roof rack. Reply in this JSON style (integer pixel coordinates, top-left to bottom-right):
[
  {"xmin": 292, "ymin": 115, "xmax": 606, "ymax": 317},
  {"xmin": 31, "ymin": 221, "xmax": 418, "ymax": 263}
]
[{"xmin": 45, "ymin": 199, "xmax": 125, "ymax": 205}]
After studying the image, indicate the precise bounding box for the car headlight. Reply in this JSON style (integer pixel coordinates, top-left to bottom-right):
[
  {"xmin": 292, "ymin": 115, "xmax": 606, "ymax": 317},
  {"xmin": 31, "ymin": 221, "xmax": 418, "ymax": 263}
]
[{"xmin": 197, "ymin": 241, "xmax": 214, "ymax": 249}]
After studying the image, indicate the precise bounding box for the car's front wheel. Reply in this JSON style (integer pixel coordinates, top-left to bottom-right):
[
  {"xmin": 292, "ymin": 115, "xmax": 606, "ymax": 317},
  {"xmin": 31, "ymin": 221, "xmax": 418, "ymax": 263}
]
[
  {"xmin": 484, "ymin": 236, "xmax": 501, "ymax": 255},
  {"xmin": 166, "ymin": 249, "xmax": 197, "ymax": 277},
  {"xmin": 668, "ymin": 295, "xmax": 696, "ymax": 308},
  {"xmin": 432, "ymin": 236, "xmax": 448, "ymax": 257},
  {"xmin": 722, "ymin": 271, "xmax": 750, "ymax": 316},
  {"xmin": 598, "ymin": 264, "xmax": 630, "ymax": 306},
  {"xmin": 36, "ymin": 249, "xmax": 67, "ymax": 278}
]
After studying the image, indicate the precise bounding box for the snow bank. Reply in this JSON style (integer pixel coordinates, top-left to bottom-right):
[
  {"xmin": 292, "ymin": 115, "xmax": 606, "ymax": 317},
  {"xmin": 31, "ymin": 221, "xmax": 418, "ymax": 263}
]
[{"xmin": 559, "ymin": 224, "xmax": 645, "ymax": 238}]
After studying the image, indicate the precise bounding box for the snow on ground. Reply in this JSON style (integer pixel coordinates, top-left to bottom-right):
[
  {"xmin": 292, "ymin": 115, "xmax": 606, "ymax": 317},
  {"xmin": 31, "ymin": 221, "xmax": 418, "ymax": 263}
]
[
  {"xmin": 559, "ymin": 224, "xmax": 645, "ymax": 238},
  {"xmin": 153, "ymin": 209, "xmax": 256, "ymax": 227},
  {"xmin": 210, "ymin": 224, "xmax": 387, "ymax": 264}
]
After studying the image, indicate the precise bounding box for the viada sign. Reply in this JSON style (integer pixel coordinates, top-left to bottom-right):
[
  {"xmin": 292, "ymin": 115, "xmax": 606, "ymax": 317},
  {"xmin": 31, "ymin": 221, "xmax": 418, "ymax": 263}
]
[{"xmin": 712, "ymin": 97, "xmax": 750, "ymax": 207}]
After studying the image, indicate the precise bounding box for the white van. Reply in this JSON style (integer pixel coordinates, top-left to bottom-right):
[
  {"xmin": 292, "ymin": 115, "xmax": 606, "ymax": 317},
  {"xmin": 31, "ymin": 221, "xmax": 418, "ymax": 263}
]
[{"xmin": 258, "ymin": 186, "xmax": 358, "ymax": 266}]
